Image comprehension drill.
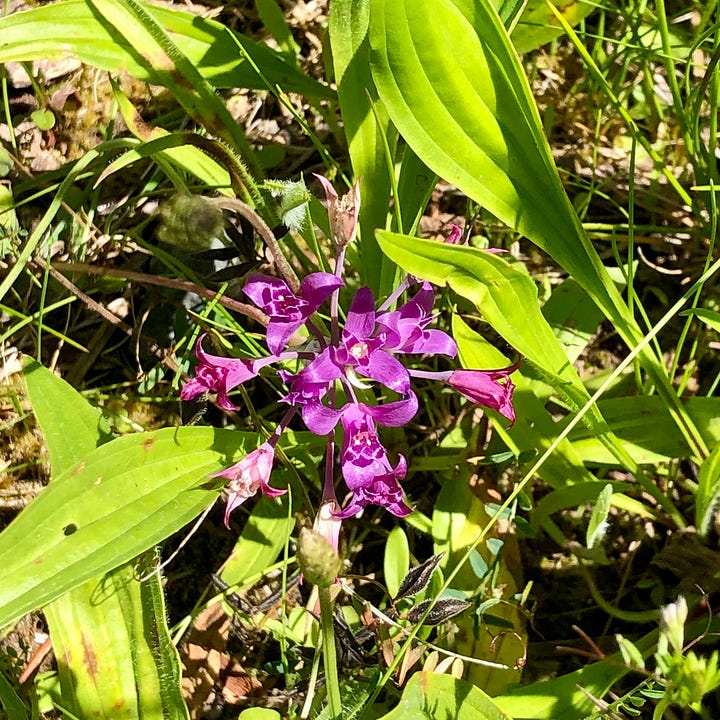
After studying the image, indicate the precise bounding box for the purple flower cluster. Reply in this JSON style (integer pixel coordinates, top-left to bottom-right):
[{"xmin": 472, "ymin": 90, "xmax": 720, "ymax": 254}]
[{"xmin": 181, "ymin": 182, "xmax": 518, "ymax": 527}]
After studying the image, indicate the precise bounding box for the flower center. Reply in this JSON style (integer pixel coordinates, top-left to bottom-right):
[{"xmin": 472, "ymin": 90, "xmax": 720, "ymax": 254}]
[{"xmin": 349, "ymin": 341, "xmax": 368, "ymax": 360}]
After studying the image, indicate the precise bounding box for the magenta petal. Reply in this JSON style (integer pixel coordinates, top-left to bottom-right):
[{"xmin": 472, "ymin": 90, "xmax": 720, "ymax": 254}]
[
  {"xmin": 300, "ymin": 272, "xmax": 345, "ymax": 305},
  {"xmin": 211, "ymin": 443, "xmax": 285, "ymax": 527},
  {"xmin": 344, "ymin": 287, "xmax": 376, "ymax": 339},
  {"xmin": 418, "ymin": 329, "xmax": 458, "ymax": 356},
  {"xmin": 302, "ymin": 402, "xmax": 343, "ymax": 435},
  {"xmin": 265, "ymin": 320, "xmax": 297, "ymax": 357},
  {"xmin": 362, "ymin": 393, "xmax": 418, "ymax": 427},
  {"xmin": 364, "ymin": 351, "xmax": 411, "ymax": 393},
  {"xmin": 242, "ymin": 274, "xmax": 290, "ymax": 311}
]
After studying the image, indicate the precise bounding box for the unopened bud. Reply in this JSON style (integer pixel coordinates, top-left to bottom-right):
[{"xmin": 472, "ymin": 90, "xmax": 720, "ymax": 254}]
[
  {"xmin": 660, "ymin": 595, "xmax": 688, "ymax": 655},
  {"xmin": 297, "ymin": 527, "xmax": 342, "ymax": 587}
]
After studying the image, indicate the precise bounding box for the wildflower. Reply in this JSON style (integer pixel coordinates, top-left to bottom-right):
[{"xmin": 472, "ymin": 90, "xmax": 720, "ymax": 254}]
[
  {"xmin": 315, "ymin": 174, "xmax": 360, "ymax": 248},
  {"xmin": 376, "ymin": 282, "xmax": 457, "ymax": 356},
  {"xmin": 447, "ymin": 368, "xmax": 517, "ymax": 424},
  {"xmin": 211, "ymin": 442, "xmax": 286, "ymax": 527},
  {"xmin": 243, "ymin": 272, "xmax": 343, "ymax": 354},
  {"xmin": 181, "ymin": 179, "xmax": 520, "ymax": 528},
  {"xmin": 180, "ymin": 334, "xmax": 275, "ymax": 410}
]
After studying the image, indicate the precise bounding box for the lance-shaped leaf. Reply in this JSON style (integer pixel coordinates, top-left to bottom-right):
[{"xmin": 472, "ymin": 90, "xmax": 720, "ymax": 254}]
[
  {"xmin": 407, "ymin": 597, "xmax": 472, "ymax": 626},
  {"xmin": 23, "ymin": 361, "xmax": 189, "ymax": 718},
  {"xmin": 369, "ymin": 0, "xmax": 624, "ymax": 325},
  {"xmin": 394, "ymin": 553, "xmax": 444, "ymax": 602}
]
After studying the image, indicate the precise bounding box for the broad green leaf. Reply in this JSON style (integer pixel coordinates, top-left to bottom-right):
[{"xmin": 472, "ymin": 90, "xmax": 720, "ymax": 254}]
[
  {"xmin": 47, "ymin": 563, "xmax": 189, "ymax": 720},
  {"xmin": 329, "ymin": 0, "xmax": 396, "ymax": 295},
  {"xmin": 0, "ymin": 426, "xmax": 259, "ymax": 629},
  {"xmin": 697, "ymin": 441, "xmax": 720, "ymax": 537},
  {"xmin": 377, "ymin": 232, "xmax": 586, "ymax": 399},
  {"xmin": 378, "ymin": 671, "xmax": 512, "ymax": 719},
  {"xmin": 24, "ymin": 362, "xmax": 189, "ymax": 719},
  {"xmin": 369, "ymin": 0, "xmax": 624, "ymax": 325},
  {"xmin": 384, "ymin": 526, "xmax": 410, "ymax": 598},
  {"xmin": 23, "ymin": 360, "xmax": 108, "ymax": 477},
  {"xmin": 0, "ymin": 0, "xmax": 332, "ymax": 98},
  {"xmin": 568, "ymin": 397, "xmax": 720, "ymax": 464},
  {"xmin": 494, "ymin": 630, "xmax": 659, "ymax": 719}
]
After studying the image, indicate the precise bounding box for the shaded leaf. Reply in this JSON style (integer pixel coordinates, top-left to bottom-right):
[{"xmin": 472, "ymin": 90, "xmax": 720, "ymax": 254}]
[
  {"xmin": 407, "ymin": 597, "xmax": 472, "ymax": 626},
  {"xmin": 697, "ymin": 441, "xmax": 720, "ymax": 538},
  {"xmin": 394, "ymin": 553, "xmax": 444, "ymax": 601}
]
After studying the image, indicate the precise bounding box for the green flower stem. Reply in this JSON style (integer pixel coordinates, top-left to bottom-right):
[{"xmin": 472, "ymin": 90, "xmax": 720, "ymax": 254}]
[{"xmin": 319, "ymin": 585, "xmax": 342, "ymax": 719}]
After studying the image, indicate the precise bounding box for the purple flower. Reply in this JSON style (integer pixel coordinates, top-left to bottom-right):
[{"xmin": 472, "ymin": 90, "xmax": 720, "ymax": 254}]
[
  {"xmin": 448, "ymin": 368, "xmax": 516, "ymax": 424},
  {"xmin": 243, "ymin": 272, "xmax": 343, "ymax": 354},
  {"xmin": 376, "ymin": 282, "xmax": 457, "ymax": 356},
  {"xmin": 211, "ymin": 443, "xmax": 286, "ymax": 527},
  {"xmin": 315, "ymin": 174, "xmax": 360, "ymax": 248},
  {"xmin": 181, "ymin": 334, "xmax": 272, "ymax": 410},
  {"xmin": 335, "ymin": 404, "xmax": 412, "ymax": 518}
]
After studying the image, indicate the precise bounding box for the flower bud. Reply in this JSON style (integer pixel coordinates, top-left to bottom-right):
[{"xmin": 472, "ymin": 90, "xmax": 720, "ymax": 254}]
[
  {"xmin": 297, "ymin": 527, "xmax": 342, "ymax": 587},
  {"xmin": 660, "ymin": 595, "xmax": 688, "ymax": 655}
]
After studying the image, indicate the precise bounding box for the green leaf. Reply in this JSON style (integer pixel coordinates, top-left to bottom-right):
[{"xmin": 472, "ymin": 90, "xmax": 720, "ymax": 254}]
[
  {"xmin": 507, "ymin": 0, "xmax": 598, "ymax": 54},
  {"xmin": 586, "ymin": 483, "xmax": 612, "ymax": 550},
  {"xmin": 369, "ymin": 0, "xmax": 623, "ymax": 325},
  {"xmin": 384, "ymin": 526, "xmax": 410, "ymax": 599},
  {"xmin": 697, "ymin": 441, "xmax": 720, "ymax": 537},
  {"xmin": 377, "ymin": 671, "xmax": 512, "ymax": 719},
  {"xmin": 30, "ymin": 109, "xmax": 55, "ymax": 131},
  {"xmin": 377, "ymin": 232, "xmax": 585, "ymax": 397},
  {"xmin": 682, "ymin": 307, "xmax": 720, "ymax": 334},
  {"xmin": 368, "ymin": 0, "xmax": 708, "ymax": 464},
  {"xmin": 0, "ymin": 671, "xmax": 27, "ymax": 720},
  {"xmin": 23, "ymin": 359, "xmax": 108, "ymax": 477},
  {"xmin": 0, "ymin": 426, "xmax": 258, "ymax": 628},
  {"xmin": 47, "ymin": 563, "xmax": 189, "ymax": 720},
  {"xmin": 239, "ymin": 709, "xmax": 282, "ymax": 720},
  {"xmin": 568, "ymin": 397, "xmax": 720, "ymax": 464},
  {"xmin": 0, "ymin": 0, "xmax": 332, "ymax": 98},
  {"xmin": 494, "ymin": 630, "xmax": 659, "ymax": 719}
]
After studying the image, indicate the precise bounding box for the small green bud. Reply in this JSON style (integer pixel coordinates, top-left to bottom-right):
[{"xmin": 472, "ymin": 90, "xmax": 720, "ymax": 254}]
[
  {"xmin": 297, "ymin": 527, "xmax": 342, "ymax": 588},
  {"xmin": 157, "ymin": 194, "xmax": 225, "ymax": 251}
]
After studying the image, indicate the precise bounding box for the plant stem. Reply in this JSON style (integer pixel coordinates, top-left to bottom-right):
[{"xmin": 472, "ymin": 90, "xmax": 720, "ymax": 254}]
[{"xmin": 318, "ymin": 585, "xmax": 342, "ymax": 719}]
